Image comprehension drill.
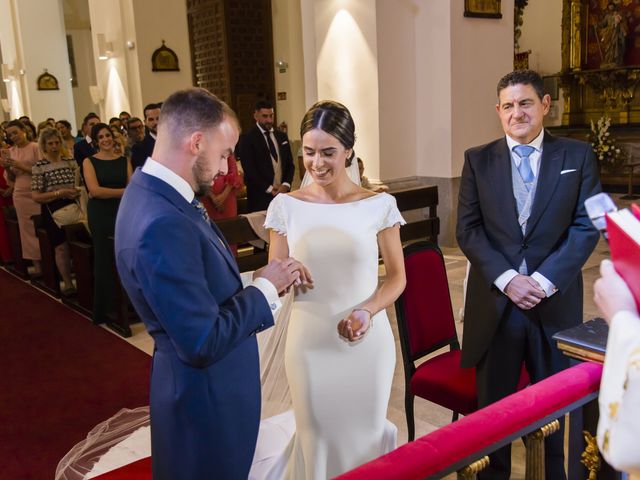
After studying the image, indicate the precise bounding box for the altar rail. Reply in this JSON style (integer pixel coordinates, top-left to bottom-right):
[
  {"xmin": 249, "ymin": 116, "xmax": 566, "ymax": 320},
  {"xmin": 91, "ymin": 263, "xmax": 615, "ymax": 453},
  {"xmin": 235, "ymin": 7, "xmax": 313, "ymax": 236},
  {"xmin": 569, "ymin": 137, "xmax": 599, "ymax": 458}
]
[{"xmin": 336, "ymin": 362, "xmax": 604, "ymax": 480}]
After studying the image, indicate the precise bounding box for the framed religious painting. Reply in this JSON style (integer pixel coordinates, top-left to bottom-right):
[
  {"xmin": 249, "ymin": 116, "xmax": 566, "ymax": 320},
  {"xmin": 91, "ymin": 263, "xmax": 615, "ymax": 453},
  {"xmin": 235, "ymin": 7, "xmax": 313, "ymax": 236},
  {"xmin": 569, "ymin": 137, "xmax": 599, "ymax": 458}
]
[
  {"xmin": 464, "ymin": 0, "xmax": 502, "ymax": 19},
  {"xmin": 37, "ymin": 70, "xmax": 59, "ymax": 90},
  {"xmin": 151, "ymin": 40, "xmax": 180, "ymax": 72}
]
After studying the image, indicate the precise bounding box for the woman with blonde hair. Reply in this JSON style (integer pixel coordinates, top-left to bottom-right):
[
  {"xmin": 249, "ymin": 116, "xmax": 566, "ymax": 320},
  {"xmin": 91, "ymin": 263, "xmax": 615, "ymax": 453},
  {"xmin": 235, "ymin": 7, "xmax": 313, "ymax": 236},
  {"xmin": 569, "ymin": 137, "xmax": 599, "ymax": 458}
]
[{"xmin": 31, "ymin": 127, "xmax": 79, "ymax": 294}]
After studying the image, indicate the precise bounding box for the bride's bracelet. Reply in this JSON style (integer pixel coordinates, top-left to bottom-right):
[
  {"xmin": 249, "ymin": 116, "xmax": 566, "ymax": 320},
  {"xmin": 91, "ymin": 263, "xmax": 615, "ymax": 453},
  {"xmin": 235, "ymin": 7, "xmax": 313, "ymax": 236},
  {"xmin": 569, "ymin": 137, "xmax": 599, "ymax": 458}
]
[{"xmin": 352, "ymin": 308, "xmax": 374, "ymax": 328}]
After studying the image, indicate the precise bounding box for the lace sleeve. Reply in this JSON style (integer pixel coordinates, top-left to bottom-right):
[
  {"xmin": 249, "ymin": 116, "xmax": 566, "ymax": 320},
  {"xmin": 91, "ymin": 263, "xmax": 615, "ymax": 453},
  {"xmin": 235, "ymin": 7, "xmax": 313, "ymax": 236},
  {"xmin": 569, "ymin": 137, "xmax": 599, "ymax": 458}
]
[
  {"xmin": 377, "ymin": 193, "xmax": 406, "ymax": 232},
  {"xmin": 264, "ymin": 194, "xmax": 288, "ymax": 236}
]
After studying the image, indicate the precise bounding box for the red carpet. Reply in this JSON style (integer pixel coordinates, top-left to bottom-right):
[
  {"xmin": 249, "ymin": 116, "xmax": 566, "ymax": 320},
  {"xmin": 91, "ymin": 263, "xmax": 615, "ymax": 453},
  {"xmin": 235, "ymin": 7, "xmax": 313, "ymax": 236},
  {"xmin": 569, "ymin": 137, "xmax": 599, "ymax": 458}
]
[{"xmin": 0, "ymin": 268, "xmax": 150, "ymax": 480}]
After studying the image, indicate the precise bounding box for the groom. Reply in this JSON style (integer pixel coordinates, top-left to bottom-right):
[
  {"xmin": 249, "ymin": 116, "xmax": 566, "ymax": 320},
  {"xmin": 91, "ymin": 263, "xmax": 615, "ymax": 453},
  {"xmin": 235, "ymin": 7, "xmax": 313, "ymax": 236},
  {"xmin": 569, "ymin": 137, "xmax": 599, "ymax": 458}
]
[{"xmin": 115, "ymin": 88, "xmax": 307, "ymax": 479}]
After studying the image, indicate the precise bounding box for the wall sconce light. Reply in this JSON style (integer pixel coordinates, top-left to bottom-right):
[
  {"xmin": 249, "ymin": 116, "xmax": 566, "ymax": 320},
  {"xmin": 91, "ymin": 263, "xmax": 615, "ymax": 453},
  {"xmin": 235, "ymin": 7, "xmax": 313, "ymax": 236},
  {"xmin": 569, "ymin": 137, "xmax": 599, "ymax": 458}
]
[
  {"xmin": 97, "ymin": 34, "xmax": 113, "ymax": 60},
  {"xmin": 276, "ymin": 60, "xmax": 288, "ymax": 73},
  {"xmin": 89, "ymin": 85, "xmax": 103, "ymax": 104},
  {"xmin": 1, "ymin": 64, "xmax": 15, "ymax": 83}
]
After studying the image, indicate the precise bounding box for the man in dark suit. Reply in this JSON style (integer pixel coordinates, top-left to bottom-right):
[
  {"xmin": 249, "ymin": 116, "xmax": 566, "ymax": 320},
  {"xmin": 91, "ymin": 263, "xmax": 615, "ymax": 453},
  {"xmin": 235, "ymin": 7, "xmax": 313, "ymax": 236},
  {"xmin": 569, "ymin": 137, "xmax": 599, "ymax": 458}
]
[
  {"xmin": 131, "ymin": 103, "xmax": 161, "ymax": 169},
  {"xmin": 115, "ymin": 88, "xmax": 309, "ymax": 479},
  {"xmin": 456, "ymin": 69, "xmax": 601, "ymax": 480},
  {"xmin": 73, "ymin": 112, "xmax": 100, "ymax": 167},
  {"xmin": 237, "ymin": 100, "xmax": 294, "ymax": 212}
]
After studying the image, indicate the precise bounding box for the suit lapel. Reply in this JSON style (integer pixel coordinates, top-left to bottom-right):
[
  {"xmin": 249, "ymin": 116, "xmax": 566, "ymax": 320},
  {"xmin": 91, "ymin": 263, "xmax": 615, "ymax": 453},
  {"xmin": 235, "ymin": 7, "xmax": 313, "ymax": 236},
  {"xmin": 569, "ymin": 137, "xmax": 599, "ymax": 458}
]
[
  {"xmin": 525, "ymin": 133, "xmax": 564, "ymax": 238},
  {"xmin": 135, "ymin": 172, "xmax": 242, "ymax": 282},
  {"xmin": 490, "ymin": 139, "xmax": 522, "ymax": 237}
]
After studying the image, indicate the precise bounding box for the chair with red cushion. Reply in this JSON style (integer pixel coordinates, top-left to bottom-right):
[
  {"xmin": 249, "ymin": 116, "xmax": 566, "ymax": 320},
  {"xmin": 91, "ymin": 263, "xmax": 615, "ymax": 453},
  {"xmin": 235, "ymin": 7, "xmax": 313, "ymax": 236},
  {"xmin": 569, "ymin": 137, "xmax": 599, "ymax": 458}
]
[{"xmin": 395, "ymin": 241, "xmax": 529, "ymax": 441}]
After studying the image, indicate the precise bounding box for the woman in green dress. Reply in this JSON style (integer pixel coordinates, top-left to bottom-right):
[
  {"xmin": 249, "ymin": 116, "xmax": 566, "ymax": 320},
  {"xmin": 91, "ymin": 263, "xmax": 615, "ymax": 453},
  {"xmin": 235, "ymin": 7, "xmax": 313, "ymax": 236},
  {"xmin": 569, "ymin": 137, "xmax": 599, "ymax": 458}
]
[{"xmin": 83, "ymin": 123, "xmax": 131, "ymax": 324}]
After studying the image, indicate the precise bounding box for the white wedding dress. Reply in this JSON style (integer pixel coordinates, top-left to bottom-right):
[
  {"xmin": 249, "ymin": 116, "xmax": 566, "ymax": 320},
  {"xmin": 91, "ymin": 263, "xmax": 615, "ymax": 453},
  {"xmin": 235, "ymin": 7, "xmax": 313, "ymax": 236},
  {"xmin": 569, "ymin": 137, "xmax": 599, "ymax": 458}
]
[{"xmin": 261, "ymin": 192, "xmax": 404, "ymax": 479}]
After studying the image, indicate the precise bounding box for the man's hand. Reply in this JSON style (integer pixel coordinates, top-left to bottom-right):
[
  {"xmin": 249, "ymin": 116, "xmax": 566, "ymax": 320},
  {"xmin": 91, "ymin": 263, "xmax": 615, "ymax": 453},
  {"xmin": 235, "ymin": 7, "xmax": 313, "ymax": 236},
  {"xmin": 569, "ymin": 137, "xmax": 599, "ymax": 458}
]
[
  {"xmin": 594, "ymin": 259, "xmax": 638, "ymax": 325},
  {"xmin": 254, "ymin": 257, "xmax": 313, "ymax": 294},
  {"xmin": 505, "ymin": 274, "xmax": 546, "ymax": 310}
]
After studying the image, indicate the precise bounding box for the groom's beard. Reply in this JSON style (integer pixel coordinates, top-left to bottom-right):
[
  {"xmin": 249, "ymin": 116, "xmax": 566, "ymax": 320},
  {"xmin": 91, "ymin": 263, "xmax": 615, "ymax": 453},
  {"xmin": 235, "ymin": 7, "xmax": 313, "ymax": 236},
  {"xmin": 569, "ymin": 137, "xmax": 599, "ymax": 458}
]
[{"xmin": 192, "ymin": 155, "xmax": 217, "ymax": 197}]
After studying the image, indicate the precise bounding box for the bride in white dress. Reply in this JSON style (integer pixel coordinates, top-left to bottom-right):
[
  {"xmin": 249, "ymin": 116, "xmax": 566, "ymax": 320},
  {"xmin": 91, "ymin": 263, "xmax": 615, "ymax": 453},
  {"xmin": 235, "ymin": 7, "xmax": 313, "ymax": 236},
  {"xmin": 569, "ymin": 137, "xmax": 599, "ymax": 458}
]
[{"xmin": 263, "ymin": 100, "xmax": 406, "ymax": 479}]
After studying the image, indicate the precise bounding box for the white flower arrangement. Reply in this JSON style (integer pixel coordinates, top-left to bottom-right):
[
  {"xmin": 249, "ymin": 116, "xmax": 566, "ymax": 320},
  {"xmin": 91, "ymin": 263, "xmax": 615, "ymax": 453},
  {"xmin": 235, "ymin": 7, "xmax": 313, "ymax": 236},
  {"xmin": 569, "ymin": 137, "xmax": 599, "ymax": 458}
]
[{"xmin": 590, "ymin": 116, "xmax": 627, "ymax": 172}]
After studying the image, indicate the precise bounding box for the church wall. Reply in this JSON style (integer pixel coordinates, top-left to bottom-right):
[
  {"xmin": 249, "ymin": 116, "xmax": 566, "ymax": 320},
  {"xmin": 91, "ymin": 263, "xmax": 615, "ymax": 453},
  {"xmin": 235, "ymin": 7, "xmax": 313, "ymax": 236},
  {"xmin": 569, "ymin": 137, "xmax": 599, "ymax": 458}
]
[
  {"xmin": 376, "ymin": 0, "xmax": 418, "ymax": 182},
  {"xmin": 131, "ymin": 0, "xmax": 193, "ymax": 108},
  {"xmin": 9, "ymin": 0, "xmax": 76, "ymax": 124},
  {"xmin": 67, "ymin": 28, "xmax": 97, "ymax": 129},
  {"xmin": 0, "ymin": 0, "xmax": 26, "ymax": 118},
  {"xmin": 272, "ymin": 0, "xmax": 306, "ymax": 144},
  {"xmin": 304, "ymin": 0, "xmax": 382, "ymax": 180},
  {"xmin": 518, "ymin": 0, "xmax": 564, "ymax": 127}
]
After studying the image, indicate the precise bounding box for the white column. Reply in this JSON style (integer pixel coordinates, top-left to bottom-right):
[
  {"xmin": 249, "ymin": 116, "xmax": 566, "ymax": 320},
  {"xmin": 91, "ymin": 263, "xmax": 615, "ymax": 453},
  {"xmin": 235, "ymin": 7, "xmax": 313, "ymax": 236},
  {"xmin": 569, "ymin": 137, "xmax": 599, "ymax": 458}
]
[
  {"xmin": 300, "ymin": 0, "xmax": 382, "ymax": 180},
  {"xmin": 0, "ymin": 0, "xmax": 75, "ymax": 124}
]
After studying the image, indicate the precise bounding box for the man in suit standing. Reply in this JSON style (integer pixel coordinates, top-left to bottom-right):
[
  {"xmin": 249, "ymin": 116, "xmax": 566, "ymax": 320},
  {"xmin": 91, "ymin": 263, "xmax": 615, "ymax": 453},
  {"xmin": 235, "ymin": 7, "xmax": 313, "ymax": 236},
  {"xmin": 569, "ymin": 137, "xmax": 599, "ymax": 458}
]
[
  {"xmin": 131, "ymin": 103, "xmax": 161, "ymax": 169},
  {"xmin": 73, "ymin": 112, "xmax": 100, "ymax": 167},
  {"xmin": 456, "ymin": 69, "xmax": 601, "ymax": 479},
  {"xmin": 237, "ymin": 100, "xmax": 294, "ymax": 212},
  {"xmin": 115, "ymin": 88, "xmax": 309, "ymax": 479}
]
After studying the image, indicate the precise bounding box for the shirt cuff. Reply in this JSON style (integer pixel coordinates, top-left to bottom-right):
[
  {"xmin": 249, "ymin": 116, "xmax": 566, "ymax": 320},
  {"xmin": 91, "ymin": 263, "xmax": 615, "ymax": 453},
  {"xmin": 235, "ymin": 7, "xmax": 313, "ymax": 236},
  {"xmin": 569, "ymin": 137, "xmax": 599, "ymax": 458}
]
[
  {"xmin": 495, "ymin": 269, "xmax": 519, "ymax": 293},
  {"xmin": 266, "ymin": 185, "xmax": 273, "ymax": 193},
  {"xmin": 281, "ymin": 182, "xmax": 291, "ymax": 190},
  {"xmin": 251, "ymin": 276, "xmax": 281, "ymax": 318},
  {"xmin": 531, "ymin": 271, "xmax": 557, "ymax": 297}
]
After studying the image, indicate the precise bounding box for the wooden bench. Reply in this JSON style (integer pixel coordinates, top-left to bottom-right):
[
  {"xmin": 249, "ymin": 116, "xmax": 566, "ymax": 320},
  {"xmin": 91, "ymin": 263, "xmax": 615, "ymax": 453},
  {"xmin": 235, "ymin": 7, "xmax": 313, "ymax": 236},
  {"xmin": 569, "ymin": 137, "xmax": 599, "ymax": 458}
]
[
  {"xmin": 390, "ymin": 185, "xmax": 439, "ymax": 244},
  {"xmin": 63, "ymin": 223, "xmax": 94, "ymax": 317},
  {"xmin": 215, "ymin": 216, "xmax": 269, "ymax": 273},
  {"xmin": 2, "ymin": 206, "xmax": 30, "ymax": 279},
  {"xmin": 32, "ymin": 214, "xmax": 61, "ymax": 297}
]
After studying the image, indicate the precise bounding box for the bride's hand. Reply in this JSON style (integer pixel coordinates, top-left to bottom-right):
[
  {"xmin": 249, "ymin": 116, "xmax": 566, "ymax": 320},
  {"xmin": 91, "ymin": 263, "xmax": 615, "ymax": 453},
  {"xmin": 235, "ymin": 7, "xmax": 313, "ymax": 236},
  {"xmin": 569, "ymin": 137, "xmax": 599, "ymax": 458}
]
[{"xmin": 337, "ymin": 309, "xmax": 372, "ymax": 341}]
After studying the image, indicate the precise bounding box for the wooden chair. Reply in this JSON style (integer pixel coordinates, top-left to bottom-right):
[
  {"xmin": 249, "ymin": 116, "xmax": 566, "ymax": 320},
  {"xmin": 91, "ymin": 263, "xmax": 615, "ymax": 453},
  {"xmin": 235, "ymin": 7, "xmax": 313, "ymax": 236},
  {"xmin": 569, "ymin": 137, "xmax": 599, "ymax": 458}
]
[
  {"xmin": 3, "ymin": 206, "xmax": 29, "ymax": 279},
  {"xmin": 32, "ymin": 214, "xmax": 60, "ymax": 297},
  {"xmin": 395, "ymin": 241, "xmax": 529, "ymax": 441},
  {"xmin": 390, "ymin": 185, "xmax": 439, "ymax": 244},
  {"xmin": 63, "ymin": 223, "xmax": 93, "ymax": 316}
]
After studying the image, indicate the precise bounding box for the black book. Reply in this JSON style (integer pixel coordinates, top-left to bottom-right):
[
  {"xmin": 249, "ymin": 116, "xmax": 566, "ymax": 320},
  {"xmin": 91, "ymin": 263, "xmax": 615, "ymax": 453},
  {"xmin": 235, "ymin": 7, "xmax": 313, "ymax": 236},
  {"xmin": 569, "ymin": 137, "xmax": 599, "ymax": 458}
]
[{"xmin": 553, "ymin": 317, "xmax": 609, "ymax": 363}]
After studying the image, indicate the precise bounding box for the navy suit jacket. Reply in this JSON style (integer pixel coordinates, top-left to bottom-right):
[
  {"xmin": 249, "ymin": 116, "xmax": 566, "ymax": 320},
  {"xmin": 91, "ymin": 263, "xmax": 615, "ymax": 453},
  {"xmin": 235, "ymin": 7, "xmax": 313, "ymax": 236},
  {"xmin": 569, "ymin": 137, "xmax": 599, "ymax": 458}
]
[
  {"xmin": 115, "ymin": 170, "xmax": 273, "ymax": 479},
  {"xmin": 456, "ymin": 133, "xmax": 601, "ymax": 368},
  {"xmin": 237, "ymin": 126, "xmax": 294, "ymax": 212},
  {"xmin": 73, "ymin": 139, "xmax": 96, "ymax": 168},
  {"xmin": 131, "ymin": 134, "xmax": 155, "ymax": 170}
]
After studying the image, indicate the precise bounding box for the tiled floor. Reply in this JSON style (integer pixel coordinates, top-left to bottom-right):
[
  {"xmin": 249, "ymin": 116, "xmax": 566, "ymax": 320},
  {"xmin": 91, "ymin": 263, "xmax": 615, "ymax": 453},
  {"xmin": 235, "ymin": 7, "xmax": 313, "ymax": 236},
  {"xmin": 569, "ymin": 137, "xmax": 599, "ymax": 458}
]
[{"xmin": 110, "ymin": 193, "xmax": 632, "ymax": 478}]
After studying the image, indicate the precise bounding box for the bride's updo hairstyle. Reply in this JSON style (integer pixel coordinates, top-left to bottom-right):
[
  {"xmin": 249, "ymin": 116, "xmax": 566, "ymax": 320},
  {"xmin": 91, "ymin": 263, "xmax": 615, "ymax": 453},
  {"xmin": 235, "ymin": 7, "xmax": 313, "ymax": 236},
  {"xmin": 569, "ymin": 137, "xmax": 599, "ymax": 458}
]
[{"xmin": 300, "ymin": 100, "xmax": 356, "ymax": 166}]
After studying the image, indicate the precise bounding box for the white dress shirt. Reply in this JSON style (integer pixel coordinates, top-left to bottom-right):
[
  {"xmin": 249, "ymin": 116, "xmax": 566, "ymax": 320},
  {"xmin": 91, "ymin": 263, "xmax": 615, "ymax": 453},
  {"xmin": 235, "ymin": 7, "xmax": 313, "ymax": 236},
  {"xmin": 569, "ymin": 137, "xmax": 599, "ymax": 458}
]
[
  {"xmin": 494, "ymin": 129, "xmax": 557, "ymax": 297},
  {"xmin": 142, "ymin": 157, "xmax": 281, "ymax": 315}
]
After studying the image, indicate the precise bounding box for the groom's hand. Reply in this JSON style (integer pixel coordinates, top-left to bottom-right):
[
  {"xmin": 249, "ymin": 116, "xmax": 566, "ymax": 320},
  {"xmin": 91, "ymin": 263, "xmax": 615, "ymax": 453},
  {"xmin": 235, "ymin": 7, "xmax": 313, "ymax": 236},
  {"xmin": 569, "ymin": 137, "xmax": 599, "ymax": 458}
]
[{"xmin": 254, "ymin": 257, "xmax": 312, "ymax": 293}]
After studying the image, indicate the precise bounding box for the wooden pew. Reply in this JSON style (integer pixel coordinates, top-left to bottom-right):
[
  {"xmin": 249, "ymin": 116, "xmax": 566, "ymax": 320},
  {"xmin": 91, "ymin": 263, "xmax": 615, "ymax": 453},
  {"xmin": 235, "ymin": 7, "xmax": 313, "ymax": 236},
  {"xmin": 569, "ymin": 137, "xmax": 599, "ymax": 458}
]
[
  {"xmin": 390, "ymin": 185, "xmax": 439, "ymax": 245},
  {"xmin": 215, "ymin": 216, "xmax": 269, "ymax": 272},
  {"xmin": 31, "ymin": 214, "xmax": 61, "ymax": 297},
  {"xmin": 63, "ymin": 223, "xmax": 94, "ymax": 317},
  {"xmin": 2, "ymin": 206, "xmax": 30, "ymax": 279}
]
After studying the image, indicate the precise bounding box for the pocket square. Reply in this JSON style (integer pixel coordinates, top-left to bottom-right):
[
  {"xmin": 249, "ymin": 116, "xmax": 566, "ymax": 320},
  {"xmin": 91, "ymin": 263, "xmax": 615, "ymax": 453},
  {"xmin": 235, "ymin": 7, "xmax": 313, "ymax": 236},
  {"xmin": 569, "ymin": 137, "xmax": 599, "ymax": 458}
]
[{"xmin": 560, "ymin": 169, "xmax": 577, "ymax": 174}]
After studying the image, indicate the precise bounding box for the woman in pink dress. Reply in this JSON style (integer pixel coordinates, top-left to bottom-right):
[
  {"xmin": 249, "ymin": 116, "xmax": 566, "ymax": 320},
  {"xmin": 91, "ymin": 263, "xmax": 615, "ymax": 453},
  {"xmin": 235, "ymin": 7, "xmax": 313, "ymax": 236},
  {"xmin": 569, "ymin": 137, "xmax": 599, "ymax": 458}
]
[
  {"xmin": 200, "ymin": 153, "xmax": 244, "ymax": 254},
  {"xmin": 2, "ymin": 120, "xmax": 42, "ymax": 274},
  {"xmin": 0, "ymin": 129, "xmax": 14, "ymax": 263}
]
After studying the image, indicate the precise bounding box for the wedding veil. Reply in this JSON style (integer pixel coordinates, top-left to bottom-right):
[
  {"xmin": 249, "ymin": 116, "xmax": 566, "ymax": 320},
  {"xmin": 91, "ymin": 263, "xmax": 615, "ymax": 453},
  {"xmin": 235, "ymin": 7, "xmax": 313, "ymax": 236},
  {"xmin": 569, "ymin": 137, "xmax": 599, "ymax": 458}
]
[{"xmin": 300, "ymin": 156, "xmax": 361, "ymax": 188}]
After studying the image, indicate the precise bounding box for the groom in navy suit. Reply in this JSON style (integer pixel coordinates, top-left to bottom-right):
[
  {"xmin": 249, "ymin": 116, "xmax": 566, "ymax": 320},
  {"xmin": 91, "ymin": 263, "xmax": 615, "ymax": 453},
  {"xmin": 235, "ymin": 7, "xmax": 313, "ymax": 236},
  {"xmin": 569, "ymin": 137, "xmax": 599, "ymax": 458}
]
[
  {"xmin": 115, "ymin": 88, "xmax": 308, "ymax": 480},
  {"xmin": 456, "ymin": 70, "xmax": 600, "ymax": 479}
]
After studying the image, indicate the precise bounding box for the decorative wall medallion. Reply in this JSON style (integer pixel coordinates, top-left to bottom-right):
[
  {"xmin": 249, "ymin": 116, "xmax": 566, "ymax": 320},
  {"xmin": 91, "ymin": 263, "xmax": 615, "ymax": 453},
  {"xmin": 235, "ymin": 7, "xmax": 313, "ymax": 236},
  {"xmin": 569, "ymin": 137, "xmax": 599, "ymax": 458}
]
[
  {"xmin": 152, "ymin": 40, "xmax": 180, "ymax": 72},
  {"xmin": 37, "ymin": 69, "xmax": 59, "ymax": 90}
]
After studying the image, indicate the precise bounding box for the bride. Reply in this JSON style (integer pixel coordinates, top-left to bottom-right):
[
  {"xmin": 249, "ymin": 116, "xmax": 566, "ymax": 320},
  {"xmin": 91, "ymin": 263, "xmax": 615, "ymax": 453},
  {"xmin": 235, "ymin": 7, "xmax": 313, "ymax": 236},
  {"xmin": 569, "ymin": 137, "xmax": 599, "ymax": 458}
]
[{"xmin": 263, "ymin": 100, "xmax": 406, "ymax": 479}]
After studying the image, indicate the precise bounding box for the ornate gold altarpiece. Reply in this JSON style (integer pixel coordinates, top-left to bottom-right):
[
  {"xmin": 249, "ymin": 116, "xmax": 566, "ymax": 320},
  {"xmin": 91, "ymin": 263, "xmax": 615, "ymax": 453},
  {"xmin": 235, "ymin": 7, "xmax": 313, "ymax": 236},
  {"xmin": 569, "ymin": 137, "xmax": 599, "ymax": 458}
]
[{"xmin": 559, "ymin": 0, "xmax": 640, "ymax": 126}]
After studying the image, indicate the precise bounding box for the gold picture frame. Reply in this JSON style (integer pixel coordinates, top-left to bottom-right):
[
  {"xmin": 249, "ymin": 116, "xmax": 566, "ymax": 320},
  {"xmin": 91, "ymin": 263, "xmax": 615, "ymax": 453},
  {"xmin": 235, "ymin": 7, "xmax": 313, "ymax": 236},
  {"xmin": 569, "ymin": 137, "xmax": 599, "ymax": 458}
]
[
  {"xmin": 37, "ymin": 70, "xmax": 59, "ymax": 91},
  {"xmin": 464, "ymin": 0, "xmax": 502, "ymax": 19},
  {"xmin": 151, "ymin": 40, "xmax": 180, "ymax": 72}
]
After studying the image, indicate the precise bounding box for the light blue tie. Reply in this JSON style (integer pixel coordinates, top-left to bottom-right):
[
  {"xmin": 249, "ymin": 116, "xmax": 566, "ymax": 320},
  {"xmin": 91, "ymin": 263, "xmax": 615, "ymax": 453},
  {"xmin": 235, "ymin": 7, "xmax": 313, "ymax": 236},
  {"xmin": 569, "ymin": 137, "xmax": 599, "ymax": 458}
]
[
  {"xmin": 513, "ymin": 144, "xmax": 536, "ymax": 184},
  {"xmin": 191, "ymin": 198, "xmax": 209, "ymax": 222}
]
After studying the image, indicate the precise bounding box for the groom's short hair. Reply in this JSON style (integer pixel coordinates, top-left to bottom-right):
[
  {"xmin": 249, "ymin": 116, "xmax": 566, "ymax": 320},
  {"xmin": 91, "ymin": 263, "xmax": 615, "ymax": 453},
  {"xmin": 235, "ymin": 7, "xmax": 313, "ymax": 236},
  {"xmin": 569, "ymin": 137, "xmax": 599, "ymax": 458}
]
[{"xmin": 159, "ymin": 88, "xmax": 239, "ymax": 143}]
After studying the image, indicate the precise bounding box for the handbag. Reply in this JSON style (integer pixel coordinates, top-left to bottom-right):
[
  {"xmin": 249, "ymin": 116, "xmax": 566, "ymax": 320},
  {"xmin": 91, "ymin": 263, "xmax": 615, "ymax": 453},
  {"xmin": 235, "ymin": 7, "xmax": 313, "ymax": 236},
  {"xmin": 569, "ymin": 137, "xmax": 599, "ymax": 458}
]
[
  {"xmin": 50, "ymin": 163, "xmax": 89, "ymax": 229},
  {"xmin": 51, "ymin": 202, "xmax": 83, "ymax": 227}
]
